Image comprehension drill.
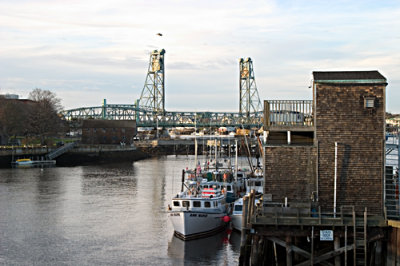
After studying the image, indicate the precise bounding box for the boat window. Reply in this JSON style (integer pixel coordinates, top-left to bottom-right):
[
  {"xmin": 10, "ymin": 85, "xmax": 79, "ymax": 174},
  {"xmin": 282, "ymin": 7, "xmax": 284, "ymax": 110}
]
[
  {"xmin": 234, "ymin": 205, "xmax": 243, "ymax": 212},
  {"xmin": 173, "ymin": 201, "xmax": 180, "ymax": 207},
  {"xmin": 227, "ymin": 185, "xmax": 232, "ymax": 191},
  {"xmin": 182, "ymin": 201, "xmax": 190, "ymax": 207},
  {"xmin": 214, "ymin": 201, "xmax": 217, "ymax": 207},
  {"xmin": 193, "ymin": 201, "xmax": 201, "ymax": 207},
  {"xmin": 237, "ymin": 173, "xmax": 243, "ymax": 178},
  {"xmin": 255, "ymin": 181, "xmax": 262, "ymax": 186},
  {"xmin": 204, "ymin": 202, "xmax": 211, "ymax": 208}
]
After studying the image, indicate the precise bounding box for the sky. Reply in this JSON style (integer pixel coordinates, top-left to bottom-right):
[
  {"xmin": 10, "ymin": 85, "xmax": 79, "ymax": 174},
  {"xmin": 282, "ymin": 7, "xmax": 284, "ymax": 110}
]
[{"xmin": 0, "ymin": 0, "xmax": 399, "ymax": 113}]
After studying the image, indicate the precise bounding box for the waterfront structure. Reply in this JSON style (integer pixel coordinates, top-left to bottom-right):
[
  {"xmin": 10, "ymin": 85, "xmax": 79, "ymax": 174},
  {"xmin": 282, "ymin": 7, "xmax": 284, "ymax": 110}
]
[
  {"xmin": 240, "ymin": 71, "xmax": 400, "ymax": 265},
  {"xmin": 81, "ymin": 120, "xmax": 137, "ymax": 145}
]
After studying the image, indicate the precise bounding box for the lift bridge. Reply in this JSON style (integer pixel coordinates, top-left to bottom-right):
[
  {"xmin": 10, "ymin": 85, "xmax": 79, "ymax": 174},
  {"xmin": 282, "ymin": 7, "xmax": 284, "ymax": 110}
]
[{"xmin": 60, "ymin": 49, "xmax": 264, "ymax": 128}]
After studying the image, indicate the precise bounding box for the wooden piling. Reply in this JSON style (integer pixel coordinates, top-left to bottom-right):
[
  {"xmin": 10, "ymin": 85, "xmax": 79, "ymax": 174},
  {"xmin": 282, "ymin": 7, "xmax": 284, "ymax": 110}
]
[
  {"xmin": 250, "ymin": 235, "xmax": 259, "ymax": 266},
  {"xmin": 344, "ymin": 225, "xmax": 347, "ymax": 266},
  {"xmin": 239, "ymin": 196, "xmax": 249, "ymax": 266},
  {"xmin": 334, "ymin": 235, "xmax": 340, "ymax": 266},
  {"xmin": 375, "ymin": 240, "xmax": 382, "ymax": 266},
  {"xmin": 286, "ymin": 236, "xmax": 292, "ymax": 266}
]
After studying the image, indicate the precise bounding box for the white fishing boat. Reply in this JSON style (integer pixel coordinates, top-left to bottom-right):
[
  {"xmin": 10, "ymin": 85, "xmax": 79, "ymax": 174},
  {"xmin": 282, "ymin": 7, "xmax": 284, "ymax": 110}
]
[
  {"xmin": 168, "ymin": 180, "xmax": 231, "ymax": 240},
  {"xmin": 244, "ymin": 170, "xmax": 264, "ymax": 195},
  {"xmin": 231, "ymin": 169, "xmax": 264, "ymax": 231},
  {"xmin": 231, "ymin": 197, "xmax": 244, "ymax": 231},
  {"xmin": 231, "ymin": 196, "xmax": 262, "ymax": 232}
]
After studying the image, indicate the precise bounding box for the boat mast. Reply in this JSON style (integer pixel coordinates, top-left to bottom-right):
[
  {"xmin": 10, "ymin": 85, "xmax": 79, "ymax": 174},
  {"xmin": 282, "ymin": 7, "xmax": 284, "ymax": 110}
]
[
  {"xmin": 195, "ymin": 137, "xmax": 198, "ymax": 171},
  {"xmin": 235, "ymin": 139, "xmax": 238, "ymax": 181}
]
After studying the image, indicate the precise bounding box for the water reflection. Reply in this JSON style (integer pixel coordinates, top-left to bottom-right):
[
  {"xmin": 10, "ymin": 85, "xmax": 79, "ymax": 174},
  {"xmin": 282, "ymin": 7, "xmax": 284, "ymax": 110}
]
[
  {"xmin": 81, "ymin": 163, "xmax": 138, "ymax": 197},
  {"xmin": 0, "ymin": 157, "xmax": 242, "ymax": 265},
  {"xmin": 168, "ymin": 227, "xmax": 241, "ymax": 264}
]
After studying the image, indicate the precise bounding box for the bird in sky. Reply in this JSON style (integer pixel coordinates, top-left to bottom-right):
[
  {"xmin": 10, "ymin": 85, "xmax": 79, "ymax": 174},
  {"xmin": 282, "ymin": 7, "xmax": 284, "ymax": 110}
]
[{"xmin": 156, "ymin": 33, "xmax": 163, "ymax": 36}]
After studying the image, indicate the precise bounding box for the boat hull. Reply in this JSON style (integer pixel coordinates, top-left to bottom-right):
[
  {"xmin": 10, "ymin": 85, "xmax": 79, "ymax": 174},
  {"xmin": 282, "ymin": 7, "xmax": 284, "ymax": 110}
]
[
  {"xmin": 231, "ymin": 214, "xmax": 242, "ymax": 231},
  {"xmin": 169, "ymin": 211, "xmax": 227, "ymax": 240}
]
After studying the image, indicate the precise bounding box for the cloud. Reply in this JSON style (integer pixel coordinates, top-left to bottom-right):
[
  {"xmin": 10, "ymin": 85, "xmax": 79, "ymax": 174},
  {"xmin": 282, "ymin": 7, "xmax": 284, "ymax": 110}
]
[{"xmin": 0, "ymin": 0, "xmax": 399, "ymax": 112}]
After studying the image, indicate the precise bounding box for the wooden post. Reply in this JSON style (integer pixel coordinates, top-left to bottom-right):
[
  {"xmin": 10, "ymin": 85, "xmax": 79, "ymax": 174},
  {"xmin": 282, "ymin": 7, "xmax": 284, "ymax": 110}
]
[
  {"xmin": 273, "ymin": 241, "xmax": 278, "ymax": 266},
  {"xmin": 248, "ymin": 189, "xmax": 255, "ymax": 225},
  {"xmin": 334, "ymin": 235, "xmax": 341, "ymax": 266},
  {"xmin": 364, "ymin": 207, "xmax": 367, "ymax": 265},
  {"xmin": 286, "ymin": 236, "xmax": 292, "ymax": 266},
  {"xmin": 375, "ymin": 240, "xmax": 382, "ymax": 266},
  {"xmin": 353, "ymin": 207, "xmax": 356, "ymax": 266},
  {"xmin": 311, "ymin": 226, "xmax": 314, "ymax": 265},
  {"xmin": 258, "ymin": 236, "xmax": 265, "ymax": 265},
  {"xmin": 181, "ymin": 169, "xmax": 185, "ymax": 192},
  {"xmin": 250, "ymin": 235, "xmax": 259, "ymax": 266},
  {"xmin": 344, "ymin": 225, "xmax": 347, "ymax": 266},
  {"xmin": 239, "ymin": 196, "xmax": 249, "ymax": 266},
  {"xmin": 294, "ymin": 237, "xmax": 300, "ymax": 263},
  {"xmin": 386, "ymin": 227, "xmax": 395, "ymax": 266}
]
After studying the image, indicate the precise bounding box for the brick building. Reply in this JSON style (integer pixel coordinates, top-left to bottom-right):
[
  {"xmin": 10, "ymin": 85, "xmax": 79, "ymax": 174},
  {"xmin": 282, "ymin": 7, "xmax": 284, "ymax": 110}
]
[
  {"xmin": 263, "ymin": 70, "xmax": 387, "ymax": 216},
  {"xmin": 240, "ymin": 71, "xmax": 397, "ymax": 265},
  {"xmin": 81, "ymin": 120, "xmax": 137, "ymax": 145}
]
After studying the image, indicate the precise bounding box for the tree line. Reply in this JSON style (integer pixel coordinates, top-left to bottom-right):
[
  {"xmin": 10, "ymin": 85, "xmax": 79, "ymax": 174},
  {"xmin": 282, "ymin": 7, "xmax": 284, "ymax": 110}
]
[{"xmin": 0, "ymin": 88, "xmax": 66, "ymax": 145}]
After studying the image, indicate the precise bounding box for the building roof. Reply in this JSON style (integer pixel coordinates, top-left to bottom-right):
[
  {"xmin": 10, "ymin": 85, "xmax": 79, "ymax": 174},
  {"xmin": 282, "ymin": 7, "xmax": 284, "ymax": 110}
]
[
  {"xmin": 82, "ymin": 119, "xmax": 136, "ymax": 128},
  {"xmin": 313, "ymin": 71, "xmax": 387, "ymax": 84}
]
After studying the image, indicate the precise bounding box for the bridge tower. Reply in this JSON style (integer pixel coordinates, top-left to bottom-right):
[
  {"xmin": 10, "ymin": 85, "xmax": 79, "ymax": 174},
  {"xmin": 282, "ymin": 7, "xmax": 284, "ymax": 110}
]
[
  {"xmin": 239, "ymin": 58, "xmax": 262, "ymax": 118},
  {"xmin": 139, "ymin": 49, "xmax": 166, "ymax": 113}
]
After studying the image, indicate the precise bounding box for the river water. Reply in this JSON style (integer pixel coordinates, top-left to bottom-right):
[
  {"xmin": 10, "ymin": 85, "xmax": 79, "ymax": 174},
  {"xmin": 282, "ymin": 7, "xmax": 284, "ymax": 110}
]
[{"xmin": 0, "ymin": 155, "xmax": 247, "ymax": 265}]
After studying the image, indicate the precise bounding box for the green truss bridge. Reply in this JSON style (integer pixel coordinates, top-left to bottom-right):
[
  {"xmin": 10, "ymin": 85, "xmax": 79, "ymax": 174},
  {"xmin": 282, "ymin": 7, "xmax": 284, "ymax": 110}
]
[
  {"xmin": 60, "ymin": 50, "xmax": 269, "ymax": 128},
  {"xmin": 60, "ymin": 104, "xmax": 264, "ymax": 128}
]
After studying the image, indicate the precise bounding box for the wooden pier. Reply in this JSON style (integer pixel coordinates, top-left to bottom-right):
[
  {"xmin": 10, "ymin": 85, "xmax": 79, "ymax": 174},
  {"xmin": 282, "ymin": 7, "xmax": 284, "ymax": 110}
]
[{"xmin": 239, "ymin": 71, "xmax": 399, "ymax": 265}]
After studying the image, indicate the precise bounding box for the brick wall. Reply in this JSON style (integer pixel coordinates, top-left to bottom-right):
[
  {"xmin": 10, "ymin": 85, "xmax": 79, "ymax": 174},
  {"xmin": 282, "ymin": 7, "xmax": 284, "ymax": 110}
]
[
  {"xmin": 264, "ymin": 146, "xmax": 317, "ymax": 203},
  {"xmin": 81, "ymin": 120, "xmax": 137, "ymax": 145},
  {"xmin": 315, "ymin": 84, "xmax": 386, "ymax": 215}
]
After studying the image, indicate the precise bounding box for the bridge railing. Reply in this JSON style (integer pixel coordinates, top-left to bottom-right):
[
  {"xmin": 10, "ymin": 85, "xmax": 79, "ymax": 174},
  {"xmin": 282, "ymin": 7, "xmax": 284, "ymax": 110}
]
[{"xmin": 264, "ymin": 100, "xmax": 313, "ymax": 128}]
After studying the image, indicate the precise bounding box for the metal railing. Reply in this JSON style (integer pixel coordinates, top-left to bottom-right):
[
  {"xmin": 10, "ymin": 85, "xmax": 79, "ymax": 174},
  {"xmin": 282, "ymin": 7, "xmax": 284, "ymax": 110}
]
[
  {"xmin": 264, "ymin": 100, "xmax": 313, "ymax": 128},
  {"xmin": 386, "ymin": 133, "xmax": 399, "ymax": 220}
]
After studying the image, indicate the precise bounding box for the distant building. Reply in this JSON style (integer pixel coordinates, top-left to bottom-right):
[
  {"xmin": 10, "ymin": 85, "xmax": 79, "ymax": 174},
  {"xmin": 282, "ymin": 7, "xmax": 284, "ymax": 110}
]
[
  {"xmin": 0, "ymin": 94, "xmax": 19, "ymax": 99},
  {"xmin": 386, "ymin": 117, "xmax": 400, "ymax": 127},
  {"xmin": 81, "ymin": 120, "xmax": 137, "ymax": 145}
]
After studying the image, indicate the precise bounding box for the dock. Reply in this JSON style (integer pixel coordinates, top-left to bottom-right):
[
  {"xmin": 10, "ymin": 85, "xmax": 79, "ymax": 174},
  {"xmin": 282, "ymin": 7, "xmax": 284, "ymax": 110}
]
[{"xmin": 239, "ymin": 71, "xmax": 400, "ymax": 265}]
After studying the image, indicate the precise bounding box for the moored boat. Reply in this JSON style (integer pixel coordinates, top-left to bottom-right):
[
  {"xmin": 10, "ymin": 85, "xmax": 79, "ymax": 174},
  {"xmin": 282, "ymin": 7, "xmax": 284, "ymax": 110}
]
[
  {"xmin": 231, "ymin": 169, "xmax": 264, "ymax": 231},
  {"xmin": 11, "ymin": 158, "xmax": 56, "ymax": 168},
  {"xmin": 231, "ymin": 197, "xmax": 244, "ymax": 231},
  {"xmin": 231, "ymin": 195, "xmax": 262, "ymax": 231},
  {"xmin": 13, "ymin": 158, "xmax": 33, "ymax": 165},
  {"xmin": 168, "ymin": 180, "xmax": 231, "ymax": 240}
]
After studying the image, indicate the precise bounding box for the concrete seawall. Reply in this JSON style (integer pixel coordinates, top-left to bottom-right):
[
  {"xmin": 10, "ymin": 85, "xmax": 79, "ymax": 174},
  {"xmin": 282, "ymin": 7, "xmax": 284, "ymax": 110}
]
[
  {"xmin": 0, "ymin": 137, "xmax": 260, "ymax": 167},
  {"xmin": 0, "ymin": 144, "xmax": 149, "ymax": 168}
]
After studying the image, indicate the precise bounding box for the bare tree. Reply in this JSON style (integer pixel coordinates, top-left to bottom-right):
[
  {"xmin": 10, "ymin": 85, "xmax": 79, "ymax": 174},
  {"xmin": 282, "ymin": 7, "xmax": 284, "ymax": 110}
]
[
  {"xmin": 28, "ymin": 89, "xmax": 64, "ymax": 145},
  {"xmin": 0, "ymin": 98, "xmax": 30, "ymax": 144},
  {"xmin": 29, "ymin": 88, "xmax": 62, "ymax": 112}
]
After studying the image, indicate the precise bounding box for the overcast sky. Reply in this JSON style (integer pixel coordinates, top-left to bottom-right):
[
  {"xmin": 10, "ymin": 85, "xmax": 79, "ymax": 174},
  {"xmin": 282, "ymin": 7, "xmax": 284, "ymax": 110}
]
[{"xmin": 1, "ymin": 0, "xmax": 399, "ymax": 113}]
